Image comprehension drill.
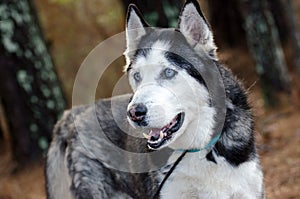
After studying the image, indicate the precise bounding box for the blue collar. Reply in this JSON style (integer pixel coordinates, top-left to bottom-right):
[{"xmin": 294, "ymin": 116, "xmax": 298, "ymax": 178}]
[{"xmin": 176, "ymin": 133, "xmax": 221, "ymax": 153}]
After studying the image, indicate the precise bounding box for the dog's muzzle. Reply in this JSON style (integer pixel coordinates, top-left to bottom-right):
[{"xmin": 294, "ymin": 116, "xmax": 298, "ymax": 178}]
[{"xmin": 127, "ymin": 103, "xmax": 148, "ymax": 126}]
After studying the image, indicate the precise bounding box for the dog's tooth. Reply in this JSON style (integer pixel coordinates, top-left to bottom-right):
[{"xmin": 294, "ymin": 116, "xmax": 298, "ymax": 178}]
[
  {"xmin": 143, "ymin": 133, "xmax": 151, "ymax": 140},
  {"xmin": 160, "ymin": 131, "xmax": 164, "ymax": 139}
]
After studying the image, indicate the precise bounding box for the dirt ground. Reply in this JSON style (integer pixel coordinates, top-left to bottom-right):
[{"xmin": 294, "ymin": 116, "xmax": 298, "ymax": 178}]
[{"xmin": 0, "ymin": 49, "xmax": 300, "ymax": 199}]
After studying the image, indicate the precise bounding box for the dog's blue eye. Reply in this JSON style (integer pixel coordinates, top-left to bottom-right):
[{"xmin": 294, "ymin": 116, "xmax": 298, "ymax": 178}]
[
  {"xmin": 133, "ymin": 72, "xmax": 141, "ymax": 82},
  {"xmin": 164, "ymin": 68, "xmax": 177, "ymax": 78}
]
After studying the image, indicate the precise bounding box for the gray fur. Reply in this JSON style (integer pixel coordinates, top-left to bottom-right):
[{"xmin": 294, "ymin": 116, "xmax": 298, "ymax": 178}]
[
  {"xmin": 46, "ymin": 94, "xmax": 164, "ymax": 199},
  {"xmin": 46, "ymin": 1, "xmax": 264, "ymax": 198}
]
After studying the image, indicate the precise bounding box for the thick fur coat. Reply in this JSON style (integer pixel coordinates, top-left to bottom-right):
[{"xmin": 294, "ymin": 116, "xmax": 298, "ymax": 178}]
[{"xmin": 46, "ymin": 0, "xmax": 264, "ymax": 198}]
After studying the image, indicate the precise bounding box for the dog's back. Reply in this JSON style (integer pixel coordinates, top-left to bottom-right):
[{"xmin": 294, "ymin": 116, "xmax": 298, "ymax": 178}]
[
  {"xmin": 46, "ymin": 94, "xmax": 163, "ymax": 199},
  {"xmin": 46, "ymin": 109, "xmax": 74, "ymax": 199}
]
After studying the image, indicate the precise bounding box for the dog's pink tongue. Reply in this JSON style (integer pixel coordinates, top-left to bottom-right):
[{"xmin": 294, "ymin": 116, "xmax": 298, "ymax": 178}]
[{"xmin": 149, "ymin": 129, "xmax": 161, "ymax": 141}]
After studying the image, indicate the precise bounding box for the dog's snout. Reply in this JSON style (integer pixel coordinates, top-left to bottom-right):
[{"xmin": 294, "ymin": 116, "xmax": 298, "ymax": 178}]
[{"xmin": 127, "ymin": 103, "xmax": 147, "ymax": 124}]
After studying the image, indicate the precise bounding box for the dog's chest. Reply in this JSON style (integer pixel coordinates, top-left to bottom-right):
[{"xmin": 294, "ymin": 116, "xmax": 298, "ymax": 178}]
[{"xmin": 159, "ymin": 153, "xmax": 261, "ymax": 199}]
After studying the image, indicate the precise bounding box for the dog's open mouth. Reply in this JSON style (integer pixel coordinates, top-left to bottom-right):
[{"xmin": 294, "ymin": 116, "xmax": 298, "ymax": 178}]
[{"xmin": 143, "ymin": 112, "xmax": 185, "ymax": 149}]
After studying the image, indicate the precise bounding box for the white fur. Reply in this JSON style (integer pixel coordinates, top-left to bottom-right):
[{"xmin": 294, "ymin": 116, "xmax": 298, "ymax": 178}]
[
  {"xmin": 125, "ymin": 8, "xmax": 147, "ymax": 66},
  {"xmin": 126, "ymin": 33, "xmax": 263, "ymax": 199},
  {"xmin": 161, "ymin": 153, "xmax": 264, "ymax": 199},
  {"xmin": 179, "ymin": 3, "xmax": 217, "ymax": 59},
  {"xmin": 127, "ymin": 40, "xmax": 263, "ymax": 198},
  {"xmin": 125, "ymin": 3, "xmax": 264, "ymax": 198},
  {"xmin": 127, "ymin": 40, "xmax": 215, "ymax": 150}
]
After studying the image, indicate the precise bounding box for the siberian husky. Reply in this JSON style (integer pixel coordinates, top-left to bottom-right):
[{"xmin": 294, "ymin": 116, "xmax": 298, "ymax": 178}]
[{"xmin": 46, "ymin": 0, "xmax": 265, "ymax": 198}]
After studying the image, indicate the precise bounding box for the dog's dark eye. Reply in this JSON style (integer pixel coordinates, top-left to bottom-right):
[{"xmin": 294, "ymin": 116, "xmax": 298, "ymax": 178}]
[
  {"xmin": 133, "ymin": 72, "xmax": 141, "ymax": 82},
  {"xmin": 163, "ymin": 68, "xmax": 177, "ymax": 79}
]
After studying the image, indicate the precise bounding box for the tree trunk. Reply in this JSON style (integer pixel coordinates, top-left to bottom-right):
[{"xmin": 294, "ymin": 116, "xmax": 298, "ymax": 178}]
[
  {"xmin": 0, "ymin": 0, "xmax": 66, "ymax": 166},
  {"xmin": 284, "ymin": 0, "xmax": 300, "ymax": 75},
  {"xmin": 239, "ymin": 0, "xmax": 291, "ymax": 106},
  {"xmin": 208, "ymin": 0, "xmax": 291, "ymax": 48},
  {"xmin": 208, "ymin": 0, "xmax": 246, "ymax": 48},
  {"xmin": 0, "ymin": 123, "xmax": 3, "ymax": 141},
  {"xmin": 267, "ymin": 0, "xmax": 291, "ymax": 44}
]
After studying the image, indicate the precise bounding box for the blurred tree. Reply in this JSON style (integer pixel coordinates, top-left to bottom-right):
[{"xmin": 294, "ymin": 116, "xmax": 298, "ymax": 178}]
[
  {"xmin": 208, "ymin": 0, "xmax": 292, "ymax": 106},
  {"xmin": 122, "ymin": 0, "xmax": 182, "ymax": 27},
  {"xmin": 239, "ymin": 0, "xmax": 291, "ymax": 106},
  {"xmin": 0, "ymin": 124, "xmax": 3, "ymax": 141},
  {"xmin": 208, "ymin": 0, "xmax": 290, "ymax": 47},
  {"xmin": 0, "ymin": 101, "xmax": 5, "ymax": 142},
  {"xmin": 208, "ymin": 0, "xmax": 246, "ymax": 47},
  {"xmin": 267, "ymin": 0, "xmax": 291, "ymax": 44},
  {"xmin": 284, "ymin": 0, "xmax": 300, "ymax": 75},
  {"xmin": 0, "ymin": 0, "xmax": 66, "ymax": 166}
]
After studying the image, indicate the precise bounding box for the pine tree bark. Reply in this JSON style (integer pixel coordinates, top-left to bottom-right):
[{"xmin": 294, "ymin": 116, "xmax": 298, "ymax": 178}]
[
  {"xmin": 0, "ymin": 0, "xmax": 66, "ymax": 166},
  {"xmin": 239, "ymin": 0, "xmax": 291, "ymax": 106}
]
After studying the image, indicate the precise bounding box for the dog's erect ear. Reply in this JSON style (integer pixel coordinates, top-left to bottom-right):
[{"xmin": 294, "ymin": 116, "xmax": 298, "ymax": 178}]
[
  {"xmin": 126, "ymin": 4, "xmax": 148, "ymax": 52},
  {"xmin": 178, "ymin": 0, "xmax": 217, "ymax": 59}
]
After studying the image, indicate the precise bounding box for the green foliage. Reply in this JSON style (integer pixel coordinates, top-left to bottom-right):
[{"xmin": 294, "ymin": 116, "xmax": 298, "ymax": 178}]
[
  {"xmin": 163, "ymin": 0, "xmax": 179, "ymax": 27},
  {"xmin": 38, "ymin": 136, "xmax": 49, "ymax": 151},
  {"xmin": 143, "ymin": 0, "xmax": 180, "ymax": 27},
  {"xmin": 144, "ymin": 12, "xmax": 159, "ymax": 26}
]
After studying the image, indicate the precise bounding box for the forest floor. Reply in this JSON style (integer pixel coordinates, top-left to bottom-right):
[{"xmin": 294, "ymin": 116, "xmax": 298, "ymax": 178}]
[{"xmin": 0, "ymin": 48, "xmax": 300, "ymax": 199}]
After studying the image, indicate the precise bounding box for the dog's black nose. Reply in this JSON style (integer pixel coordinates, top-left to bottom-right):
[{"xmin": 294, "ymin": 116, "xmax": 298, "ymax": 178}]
[{"xmin": 128, "ymin": 103, "xmax": 147, "ymax": 124}]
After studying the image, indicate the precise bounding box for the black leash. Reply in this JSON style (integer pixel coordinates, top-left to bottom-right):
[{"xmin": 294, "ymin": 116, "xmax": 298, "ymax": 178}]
[{"xmin": 152, "ymin": 150, "xmax": 188, "ymax": 199}]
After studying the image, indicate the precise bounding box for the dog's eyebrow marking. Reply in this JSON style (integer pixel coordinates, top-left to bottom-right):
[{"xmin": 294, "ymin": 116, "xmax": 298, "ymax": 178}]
[
  {"xmin": 164, "ymin": 51, "xmax": 207, "ymax": 88},
  {"xmin": 127, "ymin": 48, "xmax": 151, "ymax": 72}
]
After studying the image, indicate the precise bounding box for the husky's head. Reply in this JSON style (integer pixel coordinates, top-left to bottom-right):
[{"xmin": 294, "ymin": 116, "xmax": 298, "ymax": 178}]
[{"xmin": 125, "ymin": 0, "xmax": 218, "ymax": 150}]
